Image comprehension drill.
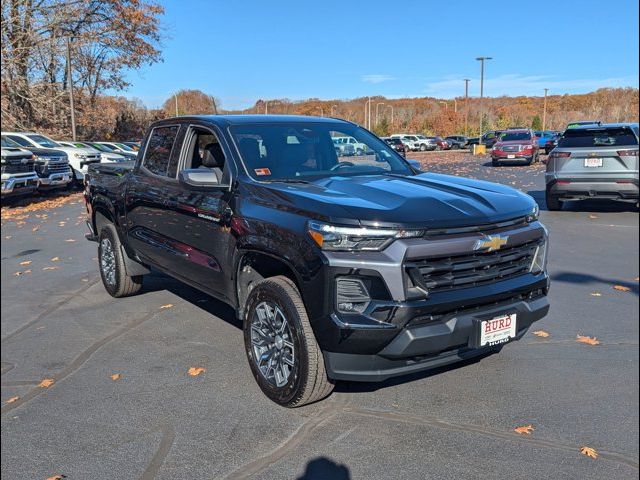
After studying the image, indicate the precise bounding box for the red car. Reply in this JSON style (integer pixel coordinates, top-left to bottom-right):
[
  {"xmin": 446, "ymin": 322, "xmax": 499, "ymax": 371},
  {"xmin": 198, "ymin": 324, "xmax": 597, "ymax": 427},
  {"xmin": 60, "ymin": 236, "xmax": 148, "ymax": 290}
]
[
  {"xmin": 431, "ymin": 136, "xmax": 451, "ymax": 150},
  {"xmin": 383, "ymin": 137, "xmax": 406, "ymax": 157},
  {"xmin": 491, "ymin": 129, "xmax": 540, "ymax": 166}
]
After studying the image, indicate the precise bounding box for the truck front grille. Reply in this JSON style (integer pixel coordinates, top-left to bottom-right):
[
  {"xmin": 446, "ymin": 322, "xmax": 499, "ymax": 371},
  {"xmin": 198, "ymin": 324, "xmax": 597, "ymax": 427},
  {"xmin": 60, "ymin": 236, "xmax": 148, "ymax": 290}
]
[
  {"xmin": 47, "ymin": 163, "xmax": 71, "ymax": 174},
  {"xmin": 2, "ymin": 163, "xmax": 34, "ymax": 174},
  {"xmin": 407, "ymin": 239, "xmax": 543, "ymax": 293},
  {"xmin": 501, "ymin": 145, "xmax": 521, "ymax": 152}
]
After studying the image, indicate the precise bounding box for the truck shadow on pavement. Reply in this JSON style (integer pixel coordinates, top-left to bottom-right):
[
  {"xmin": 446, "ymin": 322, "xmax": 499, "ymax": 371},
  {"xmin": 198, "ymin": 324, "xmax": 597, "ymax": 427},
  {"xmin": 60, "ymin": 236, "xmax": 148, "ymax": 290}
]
[
  {"xmin": 140, "ymin": 271, "xmax": 242, "ymax": 329},
  {"xmin": 552, "ymin": 271, "xmax": 639, "ymax": 296},
  {"xmin": 528, "ymin": 190, "xmax": 639, "ymax": 212},
  {"xmin": 296, "ymin": 457, "xmax": 351, "ymax": 480}
]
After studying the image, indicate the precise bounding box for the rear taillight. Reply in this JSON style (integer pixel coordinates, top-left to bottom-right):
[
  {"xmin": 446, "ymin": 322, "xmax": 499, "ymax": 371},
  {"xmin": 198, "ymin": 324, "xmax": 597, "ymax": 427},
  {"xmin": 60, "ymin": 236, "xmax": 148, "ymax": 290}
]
[
  {"xmin": 550, "ymin": 152, "xmax": 571, "ymax": 158},
  {"xmin": 617, "ymin": 150, "xmax": 639, "ymax": 157}
]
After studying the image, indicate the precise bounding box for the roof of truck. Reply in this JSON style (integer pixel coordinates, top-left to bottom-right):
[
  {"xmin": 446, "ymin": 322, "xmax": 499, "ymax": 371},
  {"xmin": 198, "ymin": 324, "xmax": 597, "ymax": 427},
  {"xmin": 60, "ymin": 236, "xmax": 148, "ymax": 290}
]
[{"xmin": 156, "ymin": 115, "xmax": 353, "ymax": 126}]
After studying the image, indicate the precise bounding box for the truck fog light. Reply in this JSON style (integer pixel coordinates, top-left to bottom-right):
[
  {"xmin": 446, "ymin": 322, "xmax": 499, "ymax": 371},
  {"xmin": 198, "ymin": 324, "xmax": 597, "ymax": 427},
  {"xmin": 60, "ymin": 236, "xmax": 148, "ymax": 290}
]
[{"xmin": 336, "ymin": 277, "xmax": 371, "ymax": 314}]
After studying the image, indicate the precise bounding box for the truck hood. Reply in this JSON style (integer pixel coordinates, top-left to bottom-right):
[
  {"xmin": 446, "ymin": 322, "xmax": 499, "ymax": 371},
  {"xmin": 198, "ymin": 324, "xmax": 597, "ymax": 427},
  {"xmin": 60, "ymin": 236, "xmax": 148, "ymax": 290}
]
[
  {"xmin": 256, "ymin": 173, "xmax": 537, "ymax": 228},
  {"xmin": 24, "ymin": 147, "xmax": 68, "ymax": 159}
]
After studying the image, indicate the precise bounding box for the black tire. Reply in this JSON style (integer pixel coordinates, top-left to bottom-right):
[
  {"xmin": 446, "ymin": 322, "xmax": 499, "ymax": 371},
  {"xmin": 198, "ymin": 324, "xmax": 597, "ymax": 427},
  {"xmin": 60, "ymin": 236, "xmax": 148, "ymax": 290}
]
[
  {"xmin": 98, "ymin": 224, "xmax": 143, "ymax": 297},
  {"xmin": 419, "ymin": 144, "xmax": 427, "ymax": 151},
  {"xmin": 243, "ymin": 276, "xmax": 334, "ymax": 407},
  {"xmin": 71, "ymin": 169, "xmax": 83, "ymax": 189},
  {"xmin": 545, "ymin": 188, "xmax": 562, "ymax": 211},
  {"xmin": 452, "ymin": 144, "xmax": 460, "ymax": 150},
  {"xmin": 492, "ymin": 159, "xmax": 499, "ymax": 167}
]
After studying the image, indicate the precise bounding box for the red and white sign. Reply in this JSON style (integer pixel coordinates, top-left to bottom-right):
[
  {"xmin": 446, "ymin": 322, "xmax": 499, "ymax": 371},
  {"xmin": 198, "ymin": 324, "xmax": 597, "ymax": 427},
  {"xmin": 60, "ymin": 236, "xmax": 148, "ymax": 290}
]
[{"xmin": 480, "ymin": 314, "xmax": 517, "ymax": 347}]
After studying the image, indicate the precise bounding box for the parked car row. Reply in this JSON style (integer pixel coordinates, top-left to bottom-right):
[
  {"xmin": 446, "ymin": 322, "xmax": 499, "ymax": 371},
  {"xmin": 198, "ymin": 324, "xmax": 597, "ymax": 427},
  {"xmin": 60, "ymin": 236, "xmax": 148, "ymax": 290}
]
[{"xmin": 1, "ymin": 130, "xmax": 140, "ymax": 198}]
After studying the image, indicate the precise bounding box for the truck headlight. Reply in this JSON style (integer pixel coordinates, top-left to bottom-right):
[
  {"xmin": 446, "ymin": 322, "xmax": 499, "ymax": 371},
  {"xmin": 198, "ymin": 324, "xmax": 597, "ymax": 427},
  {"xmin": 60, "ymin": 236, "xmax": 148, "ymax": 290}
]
[
  {"xmin": 526, "ymin": 204, "xmax": 539, "ymax": 223},
  {"xmin": 529, "ymin": 240, "xmax": 548, "ymax": 274},
  {"xmin": 308, "ymin": 221, "xmax": 423, "ymax": 251}
]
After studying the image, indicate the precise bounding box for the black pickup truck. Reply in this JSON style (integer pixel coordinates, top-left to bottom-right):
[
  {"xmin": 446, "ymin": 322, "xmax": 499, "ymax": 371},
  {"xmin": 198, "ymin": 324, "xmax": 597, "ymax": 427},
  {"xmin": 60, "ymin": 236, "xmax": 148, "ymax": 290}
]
[{"xmin": 84, "ymin": 115, "xmax": 550, "ymax": 407}]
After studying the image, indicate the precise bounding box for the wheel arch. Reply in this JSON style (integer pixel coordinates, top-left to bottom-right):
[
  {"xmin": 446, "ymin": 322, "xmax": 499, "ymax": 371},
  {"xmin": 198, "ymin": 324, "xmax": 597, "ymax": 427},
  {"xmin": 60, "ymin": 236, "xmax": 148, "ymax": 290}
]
[{"xmin": 235, "ymin": 250, "xmax": 304, "ymax": 321}]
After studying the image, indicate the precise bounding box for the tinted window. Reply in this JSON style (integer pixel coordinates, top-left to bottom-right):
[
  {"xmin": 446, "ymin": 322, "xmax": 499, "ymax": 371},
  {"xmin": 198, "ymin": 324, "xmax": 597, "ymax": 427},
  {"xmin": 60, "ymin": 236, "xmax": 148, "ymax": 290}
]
[
  {"xmin": 26, "ymin": 134, "xmax": 61, "ymax": 148},
  {"xmin": 1, "ymin": 136, "xmax": 22, "ymax": 148},
  {"xmin": 7, "ymin": 135, "xmax": 33, "ymax": 147},
  {"xmin": 558, "ymin": 128, "xmax": 638, "ymax": 148},
  {"xmin": 143, "ymin": 126, "xmax": 180, "ymax": 176},
  {"xmin": 500, "ymin": 132, "xmax": 531, "ymax": 141}
]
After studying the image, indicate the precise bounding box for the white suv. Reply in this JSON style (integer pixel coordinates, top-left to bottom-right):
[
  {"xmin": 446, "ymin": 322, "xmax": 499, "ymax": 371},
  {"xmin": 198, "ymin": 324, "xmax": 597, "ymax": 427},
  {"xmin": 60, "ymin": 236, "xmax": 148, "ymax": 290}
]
[
  {"xmin": 390, "ymin": 134, "xmax": 434, "ymax": 151},
  {"xmin": 1, "ymin": 132, "xmax": 101, "ymax": 183}
]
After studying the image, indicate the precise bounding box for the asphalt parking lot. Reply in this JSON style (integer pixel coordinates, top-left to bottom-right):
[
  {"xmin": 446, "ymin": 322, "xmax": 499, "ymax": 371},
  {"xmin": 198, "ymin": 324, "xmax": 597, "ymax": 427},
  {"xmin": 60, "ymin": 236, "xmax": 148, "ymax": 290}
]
[{"xmin": 1, "ymin": 153, "xmax": 638, "ymax": 480}]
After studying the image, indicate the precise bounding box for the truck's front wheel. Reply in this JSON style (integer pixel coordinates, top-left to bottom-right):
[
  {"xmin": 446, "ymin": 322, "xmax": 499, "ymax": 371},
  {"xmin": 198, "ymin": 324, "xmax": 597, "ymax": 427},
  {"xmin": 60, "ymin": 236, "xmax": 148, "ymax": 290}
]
[
  {"xmin": 243, "ymin": 276, "xmax": 334, "ymax": 407},
  {"xmin": 98, "ymin": 225, "xmax": 143, "ymax": 298}
]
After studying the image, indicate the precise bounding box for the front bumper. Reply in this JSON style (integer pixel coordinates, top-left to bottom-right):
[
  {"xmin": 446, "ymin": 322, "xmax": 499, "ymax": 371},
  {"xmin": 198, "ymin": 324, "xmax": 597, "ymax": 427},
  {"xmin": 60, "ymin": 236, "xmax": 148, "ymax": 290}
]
[
  {"xmin": 492, "ymin": 153, "xmax": 533, "ymax": 163},
  {"xmin": 1, "ymin": 173, "xmax": 40, "ymax": 196},
  {"xmin": 38, "ymin": 171, "xmax": 72, "ymax": 188},
  {"xmin": 547, "ymin": 177, "xmax": 639, "ymax": 200},
  {"xmin": 324, "ymin": 293, "xmax": 548, "ymax": 381}
]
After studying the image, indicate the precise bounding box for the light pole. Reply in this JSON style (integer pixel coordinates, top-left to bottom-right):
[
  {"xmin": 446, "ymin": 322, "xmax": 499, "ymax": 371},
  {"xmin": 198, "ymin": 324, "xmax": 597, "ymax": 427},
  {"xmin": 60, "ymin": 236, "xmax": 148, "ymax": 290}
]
[
  {"xmin": 542, "ymin": 88, "xmax": 549, "ymax": 132},
  {"xmin": 453, "ymin": 98, "xmax": 457, "ymax": 113},
  {"xmin": 365, "ymin": 97, "xmax": 372, "ymax": 129},
  {"xmin": 66, "ymin": 38, "xmax": 77, "ymax": 140},
  {"xmin": 317, "ymin": 107, "xmax": 324, "ymax": 116},
  {"xmin": 376, "ymin": 102, "xmax": 385, "ymax": 125},
  {"xmin": 264, "ymin": 100, "xmax": 268, "ymax": 114},
  {"xmin": 476, "ymin": 56, "xmax": 492, "ymax": 142},
  {"xmin": 174, "ymin": 93, "xmax": 179, "ymax": 116},
  {"xmin": 463, "ymin": 79, "xmax": 470, "ymax": 137},
  {"xmin": 387, "ymin": 105, "xmax": 394, "ymax": 125},
  {"xmin": 331, "ymin": 104, "xmax": 338, "ymax": 116}
]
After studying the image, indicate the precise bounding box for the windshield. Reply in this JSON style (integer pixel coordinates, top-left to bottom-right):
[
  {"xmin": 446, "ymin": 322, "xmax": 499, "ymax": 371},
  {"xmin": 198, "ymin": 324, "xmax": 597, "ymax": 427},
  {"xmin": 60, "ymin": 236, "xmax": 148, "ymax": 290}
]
[
  {"xmin": 500, "ymin": 132, "xmax": 531, "ymax": 141},
  {"xmin": 558, "ymin": 128, "xmax": 638, "ymax": 148},
  {"xmin": 1, "ymin": 136, "xmax": 22, "ymax": 148},
  {"xmin": 230, "ymin": 122, "xmax": 413, "ymax": 181},
  {"xmin": 26, "ymin": 134, "xmax": 61, "ymax": 148},
  {"xmin": 90, "ymin": 143, "xmax": 115, "ymax": 152},
  {"xmin": 114, "ymin": 142, "xmax": 135, "ymax": 151}
]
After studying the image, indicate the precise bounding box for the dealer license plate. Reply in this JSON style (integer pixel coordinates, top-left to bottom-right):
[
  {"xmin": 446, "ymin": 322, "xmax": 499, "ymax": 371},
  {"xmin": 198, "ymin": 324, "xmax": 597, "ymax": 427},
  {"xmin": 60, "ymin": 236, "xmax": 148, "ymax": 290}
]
[
  {"xmin": 584, "ymin": 158, "xmax": 603, "ymax": 167},
  {"xmin": 479, "ymin": 314, "xmax": 517, "ymax": 347}
]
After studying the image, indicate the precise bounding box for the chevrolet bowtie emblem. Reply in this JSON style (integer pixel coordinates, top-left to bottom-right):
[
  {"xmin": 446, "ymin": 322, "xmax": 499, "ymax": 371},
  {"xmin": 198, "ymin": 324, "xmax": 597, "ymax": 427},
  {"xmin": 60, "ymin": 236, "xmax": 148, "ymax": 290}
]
[{"xmin": 474, "ymin": 235, "xmax": 508, "ymax": 252}]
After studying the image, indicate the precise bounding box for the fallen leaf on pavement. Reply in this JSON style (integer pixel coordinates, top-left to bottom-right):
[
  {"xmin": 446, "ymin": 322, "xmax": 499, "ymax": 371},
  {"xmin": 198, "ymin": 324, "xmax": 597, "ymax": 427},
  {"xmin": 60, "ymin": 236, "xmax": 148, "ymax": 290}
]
[
  {"xmin": 613, "ymin": 285, "xmax": 631, "ymax": 292},
  {"xmin": 514, "ymin": 424, "xmax": 534, "ymax": 434},
  {"xmin": 51, "ymin": 257, "xmax": 60, "ymax": 261},
  {"xmin": 576, "ymin": 335, "xmax": 600, "ymax": 346},
  {"xmin": 38, "ymin": 378, "xmax": 55, "ymax": 388},
  {"xmin": 14, "ymin": 270, "xmax": 32, "ymax": 276},
  {"xmin": 43, "ymin": 266, "xmax": 60, "ymax": 271},
  {"xmin": 32, "ymin": 225, "xmax": 40, "ymax": 232},
  {"xmin": 588, "ymin": 215, "xmax": 598, "ymax": 219},
  {"xmin": 5, "ymin": 235, "xmax": 12, "ymax": 239},
  {"xmin": 110, "ymin": 374, "xmax": 121, "ymax": 381},
  {"xmin": 5, "ymin": 396, "xmax": 20, "ymax": 404},
  {"xmin": 580, "ymin": 446, "xmax": 598, "ymax": 459},
  {"xmin": 19, "ymin": 260, "xmax": 32, "ymax": 266},
  {"xmin": 160, "ymin": 304, "xmax": 174, "ymax": 309},
  {"xmin": 64, "ymin": 239, "xmax": 76, "ymax": 243},
  {"xmin": 188, "ymin": 367, "xmax": 205, "ymax": 376},
  {"xmin": 46, "ymin": 475, "xmax": 67, "ymax": 480},
  {"xmin": 532, "ymin": 330, "xmax": 550, "ymax": 338},
  {"xmin": 590, "ymin": 292, "xmax": 602, "ymax": 297}
]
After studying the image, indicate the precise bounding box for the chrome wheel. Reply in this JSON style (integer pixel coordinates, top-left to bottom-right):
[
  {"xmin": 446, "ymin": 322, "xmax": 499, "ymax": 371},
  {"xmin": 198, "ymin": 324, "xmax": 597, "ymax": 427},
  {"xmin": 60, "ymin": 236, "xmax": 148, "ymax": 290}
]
[
  {"xmin": 250, "ymin": 301, "xmax": 295, "ymax": 387},
  {"xmin": 100, "ymin": 237, "xmax": 116, "ymax": 287}
]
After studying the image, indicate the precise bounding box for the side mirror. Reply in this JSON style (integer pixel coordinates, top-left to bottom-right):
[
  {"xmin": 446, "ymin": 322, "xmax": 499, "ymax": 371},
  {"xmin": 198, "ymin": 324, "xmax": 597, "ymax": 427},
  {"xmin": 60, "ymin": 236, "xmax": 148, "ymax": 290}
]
[{"xmin": 178, "ymin": 168, "xmax": 221, "ymax": 188}]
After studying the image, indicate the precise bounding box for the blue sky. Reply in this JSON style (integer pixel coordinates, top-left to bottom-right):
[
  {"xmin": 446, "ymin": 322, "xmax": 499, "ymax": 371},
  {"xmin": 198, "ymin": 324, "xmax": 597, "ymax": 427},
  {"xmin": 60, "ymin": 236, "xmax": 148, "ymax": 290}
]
[{"xmin": 120, "ymin": 0, "xmax": 639, "ymax": 110}]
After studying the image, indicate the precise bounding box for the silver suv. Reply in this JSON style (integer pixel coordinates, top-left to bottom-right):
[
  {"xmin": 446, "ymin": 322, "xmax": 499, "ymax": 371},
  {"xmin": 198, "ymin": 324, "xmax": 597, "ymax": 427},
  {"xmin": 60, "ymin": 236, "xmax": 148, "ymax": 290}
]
[{"xmin": 545, "ymin": 123, "xmax": 639, "ymax": 210}]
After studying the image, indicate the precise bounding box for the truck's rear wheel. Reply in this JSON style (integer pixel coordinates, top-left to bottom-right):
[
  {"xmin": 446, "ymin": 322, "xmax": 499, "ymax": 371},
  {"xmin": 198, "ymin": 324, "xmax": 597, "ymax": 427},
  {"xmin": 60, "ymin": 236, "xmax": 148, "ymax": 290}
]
[
  {"xmin": 243, "ymin": 276, "xmax": 334, "ymax": 407},
  {"xmin": 98, "ymin": 225, "xmax": 143, "ymax": 297},
  {"xmin": 545, "ymin": 187, "xmax": 563, "ymax": 211}
]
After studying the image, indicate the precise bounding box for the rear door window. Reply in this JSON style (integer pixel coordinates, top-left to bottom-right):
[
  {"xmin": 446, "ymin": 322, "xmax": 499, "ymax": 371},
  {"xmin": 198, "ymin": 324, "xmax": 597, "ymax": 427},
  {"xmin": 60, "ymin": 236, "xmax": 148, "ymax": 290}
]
[
  {"xmin": 558, "ymin": 128, "xmax": 638, "ymax": 148},
  {"xmin": 143, "ymin": 125, "xmax": 180, "ymax": 176}
]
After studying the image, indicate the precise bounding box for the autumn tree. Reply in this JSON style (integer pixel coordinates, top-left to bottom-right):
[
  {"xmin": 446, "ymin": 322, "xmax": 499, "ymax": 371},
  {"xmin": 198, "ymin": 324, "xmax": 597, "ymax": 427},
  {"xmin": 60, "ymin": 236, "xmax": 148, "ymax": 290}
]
[
  {"xmin": 1, "ymin": 0, "xmax": 164, "ymax": 134},
  {"xmin": 162, "ymin": 89, "xmax": 220, "ymax": 116}
]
